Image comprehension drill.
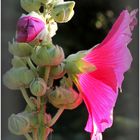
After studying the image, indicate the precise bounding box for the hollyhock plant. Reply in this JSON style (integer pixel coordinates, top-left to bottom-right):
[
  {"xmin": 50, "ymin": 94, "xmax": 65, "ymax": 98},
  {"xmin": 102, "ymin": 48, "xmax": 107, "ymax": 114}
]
[
  {"xmin": 67, "ymin": 9, "xmax": 137, "ymax": 140},
  {"xmin": 3, "ymin": 0, "xmax": 138, "ymax": 139}
]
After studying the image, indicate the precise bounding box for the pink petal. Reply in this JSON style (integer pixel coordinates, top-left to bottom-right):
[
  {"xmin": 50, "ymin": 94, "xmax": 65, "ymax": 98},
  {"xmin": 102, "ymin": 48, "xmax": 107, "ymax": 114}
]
[
  {"xmin": 84, "ymin": 10, "xmax": 137, "ymax": 88},
  {"xmin": 78, "ymin": 73, "xmax": 117, "ymax": 133},
  {"xmin": 89, "ymin": 67, "xmax": 117, "ymax": 92},
  {"xmin": 91, "ymin": 133, "xmax": 102, "ymax": 140},
  {"xmin": 27, "ymin": 17, "xmax": 45, "ymax": 42}
]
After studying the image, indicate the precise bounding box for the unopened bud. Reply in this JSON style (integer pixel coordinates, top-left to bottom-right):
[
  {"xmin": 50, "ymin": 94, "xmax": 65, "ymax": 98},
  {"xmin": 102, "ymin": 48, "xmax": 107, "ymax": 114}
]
[
  {"xmin": 65, "ymin": 51, "xmax": 96, "ymax": 74},
  {"xmin": 50, "ymin": 1, "xmax": 75, "ymax": 23},
  {"xmin": 60, "ymin": 76, "xmax": 73, "ymax": 88},
  {"xmin": 8, "ymin": 112, "xmax": 37, "ymax": 135},
  {"xmin": 30, "ymin": 78, "xmax": 47, "ymax": 96},
  {"xmin": 12, "ymin": 56, "xmax": 27, "ymax": 68},
  {"xmin": 3, "ymin": 67, "xmax": 35, "ymax": 90},
  {"xmin": 20, "ymin": 0, "xmax": 41, "ymax": 12},
  {"xmin": 50, "ymin": 63, "xmax": 65, "ymax": 79},
  {"xmin": 47, "ymin": 20, "xmax": 58, "ymax": 37},
  {"xmin": 8, "ymin": 41, "xmax": 32, "ymax": 57},
  {"xmin": 47, "ymin": 87, "xmax": 78, "ymax": 108},
  {"xmin": 39, "ymin": 0, "xmax": 52, "ymax": 4},
  {"xmin": 31, "ymin": 44, "xmax": 64, "ymax": 66}
]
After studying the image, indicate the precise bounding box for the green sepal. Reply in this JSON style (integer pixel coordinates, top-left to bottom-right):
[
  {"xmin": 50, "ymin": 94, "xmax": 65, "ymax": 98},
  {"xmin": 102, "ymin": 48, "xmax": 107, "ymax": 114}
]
[
  {"xmin": 50, "ymin": 1, "xmax": 75, "ymax": 23},
  {"xmin": 11, "ymin": 56, "xmax": 27, "ymax": 68},
  {"xmin": 47, "ymin": 86, "xmax": 78, "ymax": 108},
  {"xmin": 31, "ymin": 44, "xmax": 64, "ymax": 66},
  {"xmin": 50, "ymin": 63, "xmax": 65, "ymax": 79},
  {"xmin": 65, "ymin": 51, "xmax": 96, "ymax": 74},
  {"xmin": 8, "ymin": 111, "xmax": 38, "ymax": 135},
  {"xmin": 20, "ymin": 0, "xmax": 41, "ymax": 12},
  {"xmin": 30, "ymin": 78, "xmax": 47, "ymax": 96},
  {"xmin": 3, "ymin": 67, "xmax": 35, "ymax": 90},
  {"xmin": 9, "ymin": 42, "xmax": 33, "ymax": 57}
]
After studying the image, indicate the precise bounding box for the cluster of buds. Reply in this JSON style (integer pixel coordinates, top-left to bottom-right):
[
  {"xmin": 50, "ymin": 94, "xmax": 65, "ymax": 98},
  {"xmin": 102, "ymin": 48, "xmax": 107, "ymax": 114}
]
[{"xmin": 3, "ymin": 0, "xmax": 89, "ymax": 140}]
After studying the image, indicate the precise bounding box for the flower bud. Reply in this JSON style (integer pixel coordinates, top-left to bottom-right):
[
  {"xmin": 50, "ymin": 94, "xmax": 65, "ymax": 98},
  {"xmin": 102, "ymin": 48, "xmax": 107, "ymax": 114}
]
[
  {"xmin": 30, "ymin": 78, "xmax": 47, "ymax": 96},
  {"xmin": 3, "ymin": 67, "xmax": 35, "ymax": 90},
  {"xmin": 40, "ymin": 0, "xmax": 63, "ymax": 4},
  {"xmin": 47, "ymin": 87, "xmax": 78, "ymax": 108},
  {"xmin": 60, "ymin": 76, "xmax": 73, "ymax": 88},
  {"xmin": 50, "ymin": 1, "xmax": 75, "ymax": 23},
  {"xmin": 12, "ymin": 56, "xmax": 27, "ymax": 68},
  {"xmin": 20, "ymin": 0, "xmax": 41, "ymax": 13},
  {"xmin": 8, "ymin": 112, "xmax": 37, "ymax": 135},
  {"xmin": 31, "ymin": 44, "xmax": 64, "ymax": 66},
  {"xmin": 65, "ymin": 51, "xmax": 96, "ymax": 74},
  {"xmin": 50, "ymin": 63, "xmax": 65, "ymax": 79},
  {"xmin": 39, "ymin": 0, "xmax": 52, "ymax": 4},
  {"xmin": 16, "ymin": 12, "xmax": 48, "ymax": 44},
  {"xmin": 47, "ymin": 20, "xmax": 58, "ymax": 37},
  {"xmin": 8, "ymin": 41, "xmax": 32, "ymax": 57}
]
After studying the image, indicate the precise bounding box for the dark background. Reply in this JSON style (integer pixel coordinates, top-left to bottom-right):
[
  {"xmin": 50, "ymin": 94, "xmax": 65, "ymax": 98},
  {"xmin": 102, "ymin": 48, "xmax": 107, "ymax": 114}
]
[{"xmin": 1, "ymin": 0, "xmax": 139, "ymax": 140}]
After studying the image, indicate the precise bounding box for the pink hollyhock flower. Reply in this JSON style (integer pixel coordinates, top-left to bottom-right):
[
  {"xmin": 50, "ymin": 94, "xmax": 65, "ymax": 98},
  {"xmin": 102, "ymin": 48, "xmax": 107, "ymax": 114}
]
[
  {"xmin": 74, "ymin": 9, "xmax": 138, "ymax": 140},
  {"xmin": 16, "ymin": 12, "xmax": 47, "ymax": 43}
]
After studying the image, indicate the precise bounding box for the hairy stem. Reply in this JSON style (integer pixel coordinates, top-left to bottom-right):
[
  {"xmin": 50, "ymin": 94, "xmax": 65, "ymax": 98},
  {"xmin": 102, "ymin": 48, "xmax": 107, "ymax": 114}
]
[
  {"xmin": 33, "ymin": 128, "xmax": 38, "ymax": 140},
  {"xmin": 20, "ymin": 88, "xmax": 36, "ymax": 110},
  {"xmin": 24, "ymin": 133, "xmax": 33, "ymax": 140},
  {"xmin": 37, "ymin": 97, "xmax": 47, "ymax": 140},
  {"xmin": 47, "ymin": 106, "xmax": 65, "ymax": 127},
  {"xmin": 44, "ymin": 66, "xmax": 51, "ymax": 83},
  {"xmin": 27, "ymin": 57, "xmax": 37, "ymax": 73}
]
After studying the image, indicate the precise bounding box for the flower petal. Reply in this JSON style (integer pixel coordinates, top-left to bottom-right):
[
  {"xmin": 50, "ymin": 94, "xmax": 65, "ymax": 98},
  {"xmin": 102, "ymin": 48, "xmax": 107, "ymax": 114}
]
[
  {"xmin": 78, "ymin": 73, "xmax": 117, "ymax": 133},
  {"xmin": 84, "ymin": 10, "xmax": 137, "ymax": 88},
  {"xmin": 91, "ymin": 133, "xmax": 102, "ymax": 140}
]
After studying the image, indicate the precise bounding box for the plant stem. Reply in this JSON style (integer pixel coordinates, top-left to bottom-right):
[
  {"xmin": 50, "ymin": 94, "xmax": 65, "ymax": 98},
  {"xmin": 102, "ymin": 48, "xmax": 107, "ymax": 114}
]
[
  {"xmin": 20, "ymin": 88, "xmax": 36, "ymax": 110},
  {"xmin": 47, "ymin": 106, "xmax": 65, "ymax": 127},
  {"xmin": 33, "ymin": 128, "xmax": 38, "ymax": 140},
  {"xmin": 27, "ymin": 57, "xmax": 37, "ymax": 73},
  {"xmin": 37, "ymin": 97, "xmax": 41, "ymax": 110},
  {"xmin": 44, "ymin": 66, "xmax": 51, "ymax": 83},
  {"xmin": 24, "ymin": 133, "xmax": 33, "ymax": 140},
  {"xmin": 37, "ymin": 97, "xmax": 47, "ymax": 140}
]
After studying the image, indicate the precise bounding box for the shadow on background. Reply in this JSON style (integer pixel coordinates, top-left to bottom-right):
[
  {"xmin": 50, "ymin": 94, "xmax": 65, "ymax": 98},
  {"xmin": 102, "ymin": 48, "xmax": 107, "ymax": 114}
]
[{"xmin": 1, "ymin": 0, "xmax": 139, "ymax": 140}]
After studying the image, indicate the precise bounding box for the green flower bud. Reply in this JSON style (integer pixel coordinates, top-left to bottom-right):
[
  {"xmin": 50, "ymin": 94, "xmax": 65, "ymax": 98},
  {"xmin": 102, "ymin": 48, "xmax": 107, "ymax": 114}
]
[
  {"xmin": 8, "ymin": 112, "xmax": 37, "ymax": 135},
  {"xmin": 50, "ymin": 63, "xmax": 65, "ymax": 79},
  {"xmin": 47, "ymin": 87, "xmax": 78, "ymax": 108},
  {"xmin": 39, "ymin": 0, "xmax": 52, "ymax": 4},
  {"xmin": 31, "ymin": 44, "xmax": 64, "ymax": 66},
  {"xmin": 65, "ymin": 51, "xmax": 96, "ymax": 74},
  {"xmin": 50, "ymin": 1, "xmax": 75, "ymax": 23},
  {"xmin": 3, "ymin": 67, "xmax": 35, "ymax": 90},
  {"xmin": 12, "ymin": 56, "xmax": 27, "ymax": 68},
  {"xmin": 9, "ymin": 41, "xmax": 32, "ymax": 57},
  {"xmin": 47, "ymin": 20, "xmax": 58, "ymax": 37},
  {"xmin": 30, "ymin": 78, "xmax": 47, "ymax": 96},
  {"xmin": 20, "ymin": 0, "xmax": 41, "ymax": 12},
  {"xmin": 60, "ymin": 76, "xmax": 73, "ymax": 88}
]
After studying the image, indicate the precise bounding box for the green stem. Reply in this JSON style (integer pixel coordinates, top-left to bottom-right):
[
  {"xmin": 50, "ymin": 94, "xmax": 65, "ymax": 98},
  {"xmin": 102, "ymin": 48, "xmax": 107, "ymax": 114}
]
[
  {"xmin": 48, "ymin": 78, "xmax": 54, "ymax": 87},
  {"xmin": 37, "ymin": 97, "xmax": 47, "ymax": 140},
  {"xmin": 33, "ymin": 129, "xmax": 38, "ymax": 140},
  {"xmin": 27, "ymin": 57, "xmax": 37, "ymax": 73},
  {"xmin": 47, "ymin": 106, "xmax": 65, "ymax": 127},
  {"xmin": 44, "ymin": 66, "xmax": 51, "ymax": 83},
  {"xmin": 37, "ymin": 97, "xmax": 41, "ymax": 110},
  {"xmin": 24, "ymin": 133, "xmax": 33, "ymax": 140},
  {"xmin": 20, "ymin": 88, "xmax": 36, "ymax": 110}
]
